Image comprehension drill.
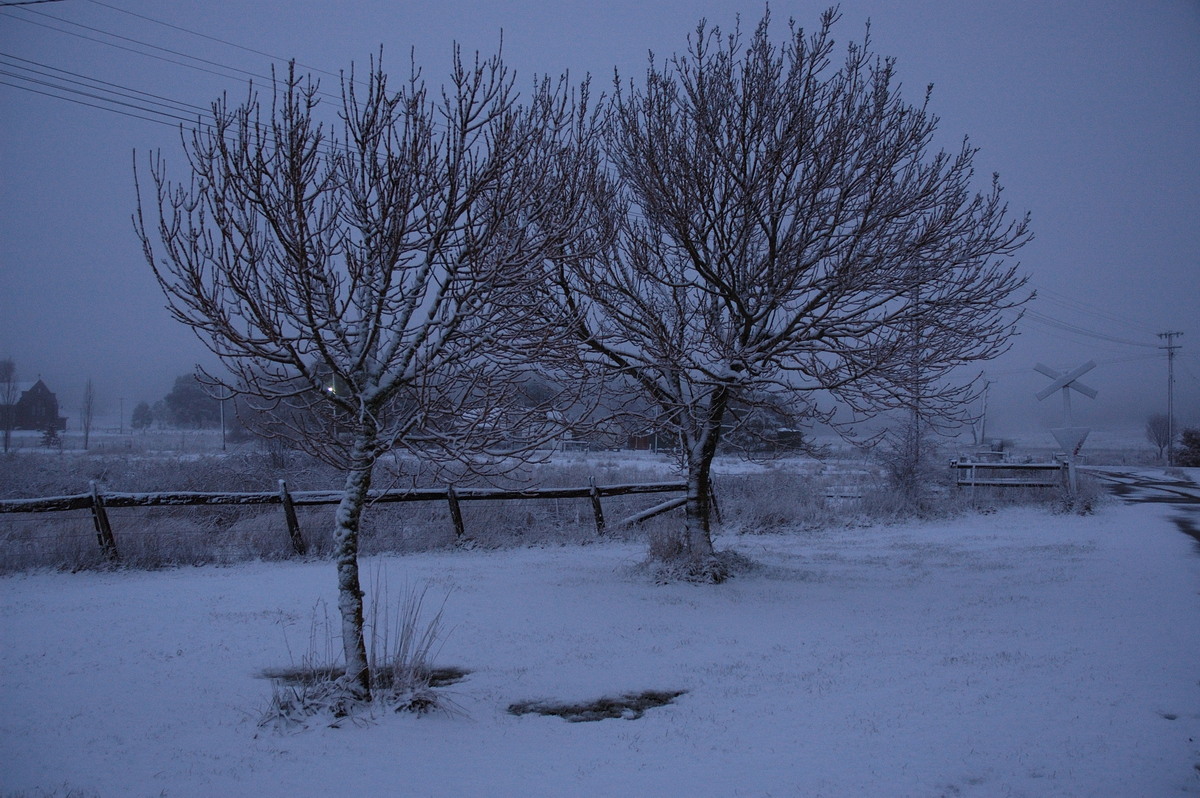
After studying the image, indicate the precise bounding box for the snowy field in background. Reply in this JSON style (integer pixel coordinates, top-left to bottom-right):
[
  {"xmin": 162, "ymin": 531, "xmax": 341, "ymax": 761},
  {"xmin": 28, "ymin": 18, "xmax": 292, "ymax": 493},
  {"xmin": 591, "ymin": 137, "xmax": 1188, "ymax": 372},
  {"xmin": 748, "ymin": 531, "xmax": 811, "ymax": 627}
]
[{"xmin": 3, "ymin": 497, "xmax": 1199, "ymax": 797}]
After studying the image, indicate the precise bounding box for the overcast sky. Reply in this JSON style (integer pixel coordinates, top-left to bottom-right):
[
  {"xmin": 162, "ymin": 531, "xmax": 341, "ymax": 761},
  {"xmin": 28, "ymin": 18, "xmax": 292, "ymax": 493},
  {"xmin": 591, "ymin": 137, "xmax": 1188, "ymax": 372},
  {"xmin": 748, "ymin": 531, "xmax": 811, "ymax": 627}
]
[{"xmin": 1, "ymin": 0, "xmax": 1197, "ymax": 437}]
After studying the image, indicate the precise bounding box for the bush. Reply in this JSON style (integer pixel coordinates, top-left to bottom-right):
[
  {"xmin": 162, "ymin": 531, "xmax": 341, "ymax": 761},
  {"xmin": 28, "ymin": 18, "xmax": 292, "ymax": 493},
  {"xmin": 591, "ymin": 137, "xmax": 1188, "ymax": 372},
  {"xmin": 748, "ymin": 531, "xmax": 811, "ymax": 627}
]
[{"xmin": 1176, "ymin": 428, "xmax": 1200, "ymax": 467}]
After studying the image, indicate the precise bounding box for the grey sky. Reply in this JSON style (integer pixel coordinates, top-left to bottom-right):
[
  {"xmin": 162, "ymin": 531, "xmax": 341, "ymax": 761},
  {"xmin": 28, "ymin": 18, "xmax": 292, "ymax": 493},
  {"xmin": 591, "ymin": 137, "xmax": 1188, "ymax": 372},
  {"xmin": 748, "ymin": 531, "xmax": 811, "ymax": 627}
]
[{"xmin": 1, "ymin": 0, "xmax": 1197, "ymax": 435}]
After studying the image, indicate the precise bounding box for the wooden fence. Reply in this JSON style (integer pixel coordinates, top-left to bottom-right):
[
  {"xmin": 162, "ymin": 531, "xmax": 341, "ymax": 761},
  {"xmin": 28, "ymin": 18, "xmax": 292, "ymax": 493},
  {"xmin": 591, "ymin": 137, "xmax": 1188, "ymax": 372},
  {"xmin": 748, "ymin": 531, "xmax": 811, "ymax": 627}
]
[{"xmin": 0, "ymin": 479, "xmax": 690, "ymax": 561}]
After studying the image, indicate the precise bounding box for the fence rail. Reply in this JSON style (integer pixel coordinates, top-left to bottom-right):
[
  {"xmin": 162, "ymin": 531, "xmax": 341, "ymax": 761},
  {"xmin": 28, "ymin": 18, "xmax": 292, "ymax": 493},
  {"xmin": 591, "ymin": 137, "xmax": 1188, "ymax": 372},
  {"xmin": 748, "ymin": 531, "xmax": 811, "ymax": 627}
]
[
  {"xmin": 0, "ymin": 479, "xmax": 690, "ymax": 561},
  {"xmin": 949, "ymin": 460, "xmax": 1068, "ymax": 489}
]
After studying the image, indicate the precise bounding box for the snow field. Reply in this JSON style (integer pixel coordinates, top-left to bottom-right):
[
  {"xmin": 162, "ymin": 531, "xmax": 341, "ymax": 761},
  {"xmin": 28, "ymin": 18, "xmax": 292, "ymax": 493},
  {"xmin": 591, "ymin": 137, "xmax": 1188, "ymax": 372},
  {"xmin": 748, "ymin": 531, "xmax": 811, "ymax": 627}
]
[{"xmin": 1, "ymin": 501, "xmax": 1198, "ymax": 797}]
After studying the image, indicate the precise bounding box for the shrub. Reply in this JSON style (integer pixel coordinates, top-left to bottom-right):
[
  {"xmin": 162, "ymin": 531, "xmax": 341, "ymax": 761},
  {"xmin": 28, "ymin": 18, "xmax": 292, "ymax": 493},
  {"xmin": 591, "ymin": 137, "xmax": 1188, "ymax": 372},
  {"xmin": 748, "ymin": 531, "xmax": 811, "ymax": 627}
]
[{"xmin": 1177, "ymin": 428, "xmax": 1200, "ymax": 467}]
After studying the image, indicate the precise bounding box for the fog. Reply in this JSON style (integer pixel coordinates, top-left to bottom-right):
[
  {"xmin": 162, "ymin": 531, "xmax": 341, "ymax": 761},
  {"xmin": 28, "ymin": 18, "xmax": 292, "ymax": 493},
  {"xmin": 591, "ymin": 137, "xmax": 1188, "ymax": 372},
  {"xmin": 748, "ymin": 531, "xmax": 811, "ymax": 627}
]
[{"xmin": 1, "ymin": 0, "xmax": 1196, "ymax": 440}]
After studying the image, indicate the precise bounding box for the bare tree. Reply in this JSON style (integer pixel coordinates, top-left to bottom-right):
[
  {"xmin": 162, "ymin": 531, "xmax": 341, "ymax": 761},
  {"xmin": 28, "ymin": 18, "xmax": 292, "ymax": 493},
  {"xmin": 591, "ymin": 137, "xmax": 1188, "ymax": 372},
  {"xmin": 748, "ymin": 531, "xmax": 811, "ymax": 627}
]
[
  {"xmin": 136, "ymin": 52, "xmax": 598, "ymax": 698},
  {"xmin": 80, "ymin": 378, "xmax": 96, "ymax": 450},
  {"xmin": 0, "ymin": 359, "xmax": 16, "ymax": 453},
  {"xmin": 540, "ymin": 9, "xmax": 1031, "ymax": 577},
  {"xmin": 1145, "ymin": 412, "xmax": 1171, "ymax": 462}
]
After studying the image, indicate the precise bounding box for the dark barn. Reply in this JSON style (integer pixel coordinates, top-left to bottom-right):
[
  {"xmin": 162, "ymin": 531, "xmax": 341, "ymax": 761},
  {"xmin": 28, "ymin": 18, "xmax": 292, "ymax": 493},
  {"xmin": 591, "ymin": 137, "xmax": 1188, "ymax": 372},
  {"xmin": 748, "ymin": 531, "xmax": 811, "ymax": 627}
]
[{"xmin": 2, "ymin": 379, "xmax": 67, "ymax": 431}]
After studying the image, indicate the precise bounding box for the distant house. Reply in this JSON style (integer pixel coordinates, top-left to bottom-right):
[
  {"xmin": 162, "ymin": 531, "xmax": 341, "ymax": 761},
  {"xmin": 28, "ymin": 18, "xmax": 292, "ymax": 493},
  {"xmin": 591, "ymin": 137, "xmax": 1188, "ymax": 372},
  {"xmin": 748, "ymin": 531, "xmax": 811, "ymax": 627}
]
[
  {"xmin": 1, "ymin": 379, "xmax": 67, "ymax": 431},
  {"xmin": 628, "ymin": 429, "xmax": 676, "ymax": 452}
]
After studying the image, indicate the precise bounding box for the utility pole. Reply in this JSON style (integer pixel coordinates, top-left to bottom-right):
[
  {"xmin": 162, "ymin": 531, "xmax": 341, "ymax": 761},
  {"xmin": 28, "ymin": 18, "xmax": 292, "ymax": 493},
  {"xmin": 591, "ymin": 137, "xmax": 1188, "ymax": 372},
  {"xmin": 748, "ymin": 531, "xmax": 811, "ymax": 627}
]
[
  {"xmin": 978, "ymin": 378, "xmax": 990, "ymax": 447},
  {"xmin": 1158, "ymin": 331, "xmax": 1183, "ymax": 465}
]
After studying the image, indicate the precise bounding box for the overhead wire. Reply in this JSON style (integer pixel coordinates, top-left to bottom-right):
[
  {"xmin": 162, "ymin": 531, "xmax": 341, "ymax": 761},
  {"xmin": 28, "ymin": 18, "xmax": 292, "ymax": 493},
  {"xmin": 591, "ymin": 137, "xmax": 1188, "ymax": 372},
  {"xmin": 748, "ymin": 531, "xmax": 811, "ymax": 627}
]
[
  {"xmin": 82, "ymin": 0, "xmax": 343, "ymax": 83},
  {"xmin": 1018, "ymin": 308, "xmax": 1158, "ymax": 349},
  {"xmin": 1006, "ymin": 315, "xmax": 1153, "ymax": 356},
  {"xmin": 1, "ymin": 8, "xmax": 264, "ymax": 84},
  {"xmin": 0, "ymin": 76, "xmax": 188, "ymax": 127},
  {"xmin": 0, "ymin": 2, "xmax": 449, "ymax": 155},
  {"xmin": 0, "ymin": 51, "xmax": 210, "ymax": 120},
  {"xmin": 982, "ymin": 351, "xmax": 1164, "ymax": 379},
  {"xmin": 0, "ymin": 5, "xmax": 345, "ymax": 104},
  {"xmin": 1178, "ymin": 361, "xmax": 1200, "ymax": 390},
  {"xmin": 0, "ymin": 10, "xmax": 356, "ymax": 159},
  {"xmin": 1033, "ymin": 286, "xmax": 1162, "ymax": 338}
]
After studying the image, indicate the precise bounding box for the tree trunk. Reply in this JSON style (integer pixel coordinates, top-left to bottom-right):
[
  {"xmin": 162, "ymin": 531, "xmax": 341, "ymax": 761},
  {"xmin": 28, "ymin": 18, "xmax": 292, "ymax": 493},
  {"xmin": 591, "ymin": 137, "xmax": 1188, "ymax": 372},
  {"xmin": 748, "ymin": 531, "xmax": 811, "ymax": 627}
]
[
  {"xmin": 333, "ymin": 427, "xmax": 377, "ymax": 700},
  {"xmin": 681, "ymin": 384, "xmax": 730, "ymax": 561},
  {"xmin": 683, "ymin": 458, "xmax": 717, "ymax": 559}
]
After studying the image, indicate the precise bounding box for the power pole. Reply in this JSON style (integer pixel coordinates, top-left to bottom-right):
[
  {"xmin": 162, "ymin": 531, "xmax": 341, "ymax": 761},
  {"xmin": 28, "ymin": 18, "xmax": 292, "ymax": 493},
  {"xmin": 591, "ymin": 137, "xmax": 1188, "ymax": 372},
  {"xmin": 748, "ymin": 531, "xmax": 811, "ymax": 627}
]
[
  {"xmin": 979, "ymin": 378, "xmax": 990, "ymax": 447},
  {"xmin": 1158, "ymin": 331, "xmax": 1183, "ymax": 465}
]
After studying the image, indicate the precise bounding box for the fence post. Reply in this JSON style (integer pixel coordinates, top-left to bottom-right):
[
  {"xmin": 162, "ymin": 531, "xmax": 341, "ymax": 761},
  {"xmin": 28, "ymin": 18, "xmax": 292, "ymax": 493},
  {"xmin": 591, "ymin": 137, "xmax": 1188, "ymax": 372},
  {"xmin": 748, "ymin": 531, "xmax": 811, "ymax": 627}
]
[
  {"xmin": 278, "ymin": 480, "xmax": 307, "ymax": 556},
  {"xmin": 588, "ymin": 477, "xmax": 606, "ymax": 535},
  {"xmin": 89, "ymin": 480, "xmax": 118, "ymax": 561},
  {"xmin": 446, "ymin": 485, "xmax": 466, "ymax": 540}
]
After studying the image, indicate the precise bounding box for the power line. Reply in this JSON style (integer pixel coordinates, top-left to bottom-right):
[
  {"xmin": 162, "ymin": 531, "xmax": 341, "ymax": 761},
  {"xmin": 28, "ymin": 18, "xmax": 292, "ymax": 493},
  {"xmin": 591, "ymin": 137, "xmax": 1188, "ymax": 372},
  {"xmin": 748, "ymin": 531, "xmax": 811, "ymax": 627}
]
[
  {"xmin": 0, "ymin": 52, "xmax": 210, "ymax": 118},
  {"xmin": 1009, "ymin": 318, "xmax": 1148, "ymax": 355},
  {"xmin": 0, "ymin": 69, "xmax": 358, "ymax": 162},
  {"xmin": 0, "ymin": 69, "xmax": 197, "ymax": 123},
  {"xmin": 0, "ymin": 77, "xmax": 189, "ymax": 127},
  {"xmin": 982, "ymin": 352, "xmax": 1163, "ymax": 379},
  {"xmin": 83, "ymin": 0, "xmax": 343, "ymax": 82},
  {"xmin": 0, "ymin": 57, "xmax": 350, "ymax": 161},
  {"xmin": 9, "ymin": 5, "xmax": 267, "ymax": 82},
  {"xmin": 1033, "ymin": 286, "xmax": 1161, "ymax": 337},
  {"xmin": 0, "ymin": 3, "xmax": 470, "ymax": 159},
  {"xmin": 1177, "ymin": 359, "xmax": 1200, "ymax": 390},
  {"xmin": 1017, "ymin": 308, "xmax": 1158, "ymax": 349},
  {"xmin": 0, "ymin": 6, "xmax": 344, "ymax": 105},
  {"xmin": 1, "ymin": 11, "xmax": 272, "ymax": 92}
]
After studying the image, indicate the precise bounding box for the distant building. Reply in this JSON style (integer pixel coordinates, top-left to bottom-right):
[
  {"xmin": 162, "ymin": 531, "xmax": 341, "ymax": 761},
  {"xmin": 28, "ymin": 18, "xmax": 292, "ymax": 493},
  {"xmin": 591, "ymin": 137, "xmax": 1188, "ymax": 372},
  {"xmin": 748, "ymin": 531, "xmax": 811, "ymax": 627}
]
[
  {"xmin": 1, "ymin": 379, "xmax": 67, "ymax": 431},
  {"xmin": 628, "ymin": 429, "xmax": 676, "ymax": 452}
]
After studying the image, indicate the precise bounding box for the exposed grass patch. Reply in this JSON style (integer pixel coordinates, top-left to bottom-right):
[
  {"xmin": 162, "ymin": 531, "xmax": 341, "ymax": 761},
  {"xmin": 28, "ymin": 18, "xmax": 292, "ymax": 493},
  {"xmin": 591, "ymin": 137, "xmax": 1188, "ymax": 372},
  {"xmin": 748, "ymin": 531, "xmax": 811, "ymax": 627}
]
[
  {"xmin": 261, "ymin": 664, "xmax": 469, "ymax": 689},
  {"xmin": 508, "ymin": 689, "xmax": 687, "ymax": 722},
  {"xmin": 257, "ymin": 581, "xmax": 462, "ymax": 731}
]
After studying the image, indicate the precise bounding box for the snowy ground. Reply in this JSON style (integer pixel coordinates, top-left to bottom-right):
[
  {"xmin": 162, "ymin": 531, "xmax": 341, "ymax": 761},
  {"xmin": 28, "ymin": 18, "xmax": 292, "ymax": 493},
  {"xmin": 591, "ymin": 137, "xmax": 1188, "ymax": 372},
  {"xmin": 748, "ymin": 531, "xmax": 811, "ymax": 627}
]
[{"xmin": 2, "ymin": 498, "xmax": 1199, "ymax": 797}]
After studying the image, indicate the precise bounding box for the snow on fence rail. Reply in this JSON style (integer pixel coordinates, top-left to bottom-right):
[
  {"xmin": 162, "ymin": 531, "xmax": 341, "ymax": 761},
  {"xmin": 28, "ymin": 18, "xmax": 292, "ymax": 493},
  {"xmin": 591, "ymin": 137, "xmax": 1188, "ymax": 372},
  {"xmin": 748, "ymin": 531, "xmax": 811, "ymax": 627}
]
[{"xmin": 0, "ymin": 479, "xmax": 689, "ymax": 561}]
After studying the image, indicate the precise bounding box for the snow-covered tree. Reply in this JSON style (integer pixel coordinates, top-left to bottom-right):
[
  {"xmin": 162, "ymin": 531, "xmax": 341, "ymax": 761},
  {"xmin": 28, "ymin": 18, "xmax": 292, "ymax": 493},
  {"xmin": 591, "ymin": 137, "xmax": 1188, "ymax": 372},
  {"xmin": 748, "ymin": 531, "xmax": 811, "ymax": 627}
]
[
  {"xmin": 540, "ymin": 8, "xmax": 1031, "ymax": 578},
  {"xmin": 136, "ymin": 52, "xmax": 599, "ymax": 698}
]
